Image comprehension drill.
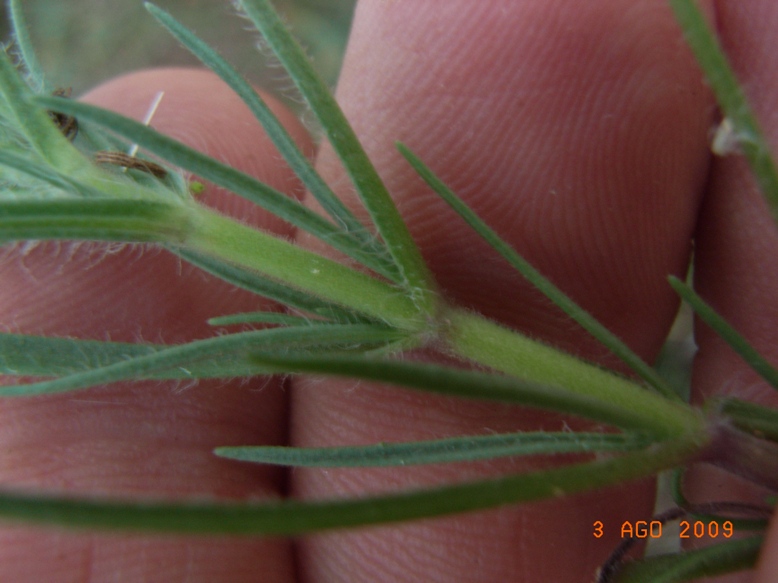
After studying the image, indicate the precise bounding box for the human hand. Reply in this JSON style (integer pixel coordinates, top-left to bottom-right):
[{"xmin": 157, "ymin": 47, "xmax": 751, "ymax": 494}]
[{"xmin": 1, "ymin": 1, "xmax": 777, "ymax": 581}]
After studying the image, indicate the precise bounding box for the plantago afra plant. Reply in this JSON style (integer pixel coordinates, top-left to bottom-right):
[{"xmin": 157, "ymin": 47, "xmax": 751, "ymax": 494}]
[{"xmin": 0, "ymin": 0, "xmax": 776, "ymax": 580}]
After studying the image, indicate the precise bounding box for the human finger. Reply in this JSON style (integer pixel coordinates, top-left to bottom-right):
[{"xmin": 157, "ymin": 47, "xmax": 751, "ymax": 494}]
[
  {"xmin": 688, "ymin": 2, "xmax": 778, "ymax": 580},
  {"xmin": 0, "ymin": 68, "xmax": 310, "ymax": 582},
  {"xmin": 291, "ymin": 1, "xmax": 715, "ymax": 581}
]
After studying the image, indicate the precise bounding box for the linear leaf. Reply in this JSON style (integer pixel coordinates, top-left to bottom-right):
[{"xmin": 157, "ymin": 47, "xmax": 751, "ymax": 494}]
[
  {"xmin": 398, "ymin": 143, "xmax": 679, "ymax": 401},
  {"xmin": 237, "ymin": 0, "xmax": 436, "ymax": 305},
  {"xmin": 0, "ymin": 324, "xmax": 401, "ymax": 397},
  {"xmin": 714, "ymin": 398, "xmax": 778, "ymax": 443},
  {"xmin": 0, "ymin": 334, "xmax": 159, "ymax": 376},
  {"xmin": 144, "ymin": 3, "xmax": 399, "ymax": 282},
  {"xmin": 610, "ymin": 536, "xmax": 762, "ymax": 583},
  {"xmin": 33, "ymin": 96, "xmax": 397, "ymax": 278},
  {"xmin": 215, "ymin": 431, "xmax": 651, "ymax": 468},
  {"xmin": 7, "ymin": 0, "xmax": 46, "ymax": 92},
  {"xmin": 670, "ymin": 0, "xmax": 778, "ymax": 225},
  {"xmin": 669, "ymin": 276, "xmax": 778, "ymax": 391},
  {"xmin": 248, "ymin": 352, "xmax": 696, "ymax": 438},
  {"xmin": 0, "ymin": 149, "xmax": 106, "ymax": 198},
  {"xmin": 207, "ymin": 311, "xmax": 324, "ymax": 326},
  {"xmin": 0, "ymin": 435, "xmax": 703, "ymax": 535},
  {"xmin": 0, "ymin": 333, "xmax": 264, "ymax": 379}
]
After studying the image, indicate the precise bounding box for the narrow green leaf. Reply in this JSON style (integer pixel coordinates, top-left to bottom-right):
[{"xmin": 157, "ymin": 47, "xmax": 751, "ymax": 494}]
[
  {"xmin": 670, "ymin": 0, "xmax": 778, "ymax": 225},
  {"xmin": 207, "ymin": 311, "xmax": 324, "ymax": 327},
  {"xmin": 173, "ymin": 247, "xmax": 375, "ymax": 325},
  {"xmin": 671, "ymin": 467, "xmax": 691, "ymax": 509},
  {"xmin": 398, "ymin": 143, "xmax": 680, "ymax": 402},
  {"xmin": 248, "ymin": 352, "xmax": 699, "ymax": 438},
  {"xmin": 669, "ymin": 276, "xmax": 778, "ymax": 392},
  {"xmin": 7, "ymin": 0, "xmax": 46, "ymax": 92},
  {"xmin": 0, "ymin": 324, "xmax": 402, "ymax": 397},
  {"xmin": 144, "ymin": 3, "xmax": 399, "ymax": 282},
  {"xmin": 714, "ymin": 398, "xmax": 778, "ymax": 442},
  {"xmin": 0, "ymin": 333, "xmax": 262, "ymax": 379},
  {"xmin": 611, "ymin": 536, "xmax": 762, "ymax": 583},
  {"xmin": 0, "ymin": 149, "xmax": 105, "ymax": 198},
  {"xmin": 0, "ymin": 334, "xmax": 159, "ymax": 376},
  {"xmin": 0, "ymin": 199, "xmax": 187, "ymax": 243},
  {"xmin": 0, "ymin": 435, "xmax": 704, "ymax": 535},
  {"xmin": 236, "ymin": 0, "xmax": 437, "ymax": 306},
  {"xmin": 0, "ymin": 150, "xmax": 76, "ymax": 195},
  {"xmin": 215, "ymin": 431, "xmax": 651, "ymax": 468},
  {"xmin": 33, "ymin": 96, "xmax": 398, "ymax": 281}
]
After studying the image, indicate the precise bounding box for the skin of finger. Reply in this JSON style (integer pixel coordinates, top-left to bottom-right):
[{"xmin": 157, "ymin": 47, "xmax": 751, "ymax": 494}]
[
  {"xmin": 291, "ymin": 1, "xmax": 715, "ymax": 581},
  {"xmin": 0, "ymin": 69, "xmax": 311, "ymax": 582},
  {"xmin": 689, "ymin": 2, "xmax": 778, "ymax": 582},
  {"xmin": 755, "ymin": 510, "xmax": 778, "ymax": 583}
]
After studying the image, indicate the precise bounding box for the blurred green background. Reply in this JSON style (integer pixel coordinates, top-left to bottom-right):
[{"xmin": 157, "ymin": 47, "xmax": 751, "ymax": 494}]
[{"xmin": 1, "ymin": 0, "xmax": 355, "ymax": 104}]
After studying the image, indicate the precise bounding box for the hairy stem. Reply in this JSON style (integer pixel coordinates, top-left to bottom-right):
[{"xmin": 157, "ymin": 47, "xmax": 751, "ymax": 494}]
[
  {"xmin": 442, "ymin": 306, "xmax": 702, "ymax": 439},
  {"xmin": 700, "ymin": 421, "xmax": 778, "ymax": 492},
  {"xmin": 183, "ymin": 205, "xmax": 428, "ymax": 330}
]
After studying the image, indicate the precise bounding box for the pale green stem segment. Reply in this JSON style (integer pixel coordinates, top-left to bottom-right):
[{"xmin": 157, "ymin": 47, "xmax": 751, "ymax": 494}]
[
  {"xmin": 0, "ymin": 199, "xmax": 189, "ymax": 243},
  {"xmin": 237, "ymin": 0, "xmax": 437, "ymax": 311},
  {"xmin": 444, "ymin": 307, "xmax": 701, "ymax": 438},
  {"xmin": 184, "ymin": 206, "xmax": 424, "ymax": 330}
]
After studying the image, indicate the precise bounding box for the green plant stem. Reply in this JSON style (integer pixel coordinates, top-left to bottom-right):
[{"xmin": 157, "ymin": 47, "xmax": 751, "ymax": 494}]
[
  {"xmin": 0, "ymin": 199, "xmax": 189, "ymax": 243},
  {"xmin": 399, "ymin": 143, "xmax": 679, "ymax": 401},
  {"xmin": 443, "ymin": 307, "xmax": 701, "ymax": 438},
  {"xmin": 184, "ymin": 205, "xmax": 425, "ymax": 330}
]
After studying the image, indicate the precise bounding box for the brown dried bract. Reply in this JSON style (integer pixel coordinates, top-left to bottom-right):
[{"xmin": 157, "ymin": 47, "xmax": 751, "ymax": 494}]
[
  {"xmin": 48, "ymin": 87, "xmax": 78, "ymax": 141},
  {"xmin": 94, "ymin": 151, "xmax": 168, "ymax": 179}
]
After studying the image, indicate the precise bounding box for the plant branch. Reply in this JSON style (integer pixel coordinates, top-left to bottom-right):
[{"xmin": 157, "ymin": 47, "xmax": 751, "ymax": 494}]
[
  {"xmin": 442, "ymin": 308, "xmax": 700, "ymax": 438},
  {"xmin": 184, "ymin": 206, "xmax": 425, "ymax": 329}
]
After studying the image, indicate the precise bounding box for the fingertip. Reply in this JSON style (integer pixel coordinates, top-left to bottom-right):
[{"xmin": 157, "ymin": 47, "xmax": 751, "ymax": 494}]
[
  {"xmin": 293, "ymin": 1, "xmax": 714, "ymax": 581},
  {"xmin": 318, "ymin": 0, "xmax": 715, "ymax": 364},
  {"xmin": 755, "ymin": 510, "xmax": 778, "ymax": 582},
  {"xmin": 0, "ymin": 67, "xmax": 301, "ymax": 580}
]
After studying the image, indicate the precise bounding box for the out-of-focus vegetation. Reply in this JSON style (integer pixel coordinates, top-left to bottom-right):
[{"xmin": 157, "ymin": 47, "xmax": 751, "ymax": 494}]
[{"xmin": 0, "ymin": 0, "xmax": 354, "ymax": 102}]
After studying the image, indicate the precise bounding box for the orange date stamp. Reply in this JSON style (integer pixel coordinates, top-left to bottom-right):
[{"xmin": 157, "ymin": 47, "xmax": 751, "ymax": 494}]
[
  {"xmin": 595, "ymin": 503, "xmax": 770, "ymax": 583},
  {"xmin": 593, "ymin": 518, "xmax": 734, "ymax": 539}
]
